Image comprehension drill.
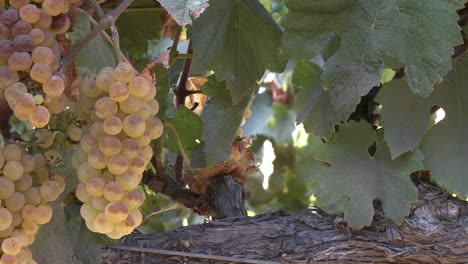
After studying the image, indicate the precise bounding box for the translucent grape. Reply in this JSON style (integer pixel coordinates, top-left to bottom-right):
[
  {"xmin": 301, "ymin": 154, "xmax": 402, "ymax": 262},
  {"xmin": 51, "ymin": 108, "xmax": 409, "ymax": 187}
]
[
  {"xmin": 103, "ymin": 181, "xmax": 124, "ymax": 202},
  {"xmin": 80, "ymin": 203, "xmax": 99, "ymax": 222},
  {"xmin": 108, "ymin": 81, "xmax": 129, "ymax": 103},
  {"xmin": 75, "ymin": 183, "xmax": 92, "ymax": 203},
  {"xmin": 21, "ymin": 219, "xmax": 38, "ymax": 235},
  {"xmin": 0, "ymin": 207, "xmax": 13, "ymax": 231},
  {"xmin": 107, "ymin": 155, "xmax": 128, "ymax": 175},
  {"xmin": 42, "ymin": 0, "xmax": 66, "ymax": 16},
  {"xmin": 11, "ymin": 20, "xmax": 32, "ymax": 36},
  {"xmin": 87, "ymin": 148, "xmax": 107, "ymax": 170},
  {"xmin": 66, "ymin": 124, "xmax": 82, "ymax": 141},
  {"xmin": 146, "ymin": 117, "xmax": 163, "ymax": 139},
  {"xmin": 91, "ymin": 197, "xmax": 108, "ymax": 211},
  {"xmin": 81, "ymin": 74, "xmax": 101, "ymax": 98},
  {"xmin": 128, "ymin": 156, "xmax": 146, "ymax": 174},
  {"xmin": 19, "ymin": 4, "xmax": 41, "ymax": 24},
  {"xmin": 39, "ymin": 180, "xmax": 61, "ymax": 202},
  {"xmin": 13, "ymin": 34, "xmax": 34, "ymax": 52},
  {"xmin": 34, "ymin": 128, "xmax": 54, "ymax": 148},
  {"xmin": 31, "ymin": 46, "xmax": 55, "ymax": 65},
  {"xmin": 122, "ymin": 114, "xmax": 145, "ymax": 138},
  {"xmin": 33, "ymin": 204, "xmax": 52, "ymax": 224},
  {"xmin": 80, "ymin": 134, "xmax": 97, "ymax": 153},
  {"xmin": 14, "ymin": 173, "xmax": 32, "ymax": 192},
  {"xmin": 95, "ymin": 96, "xmax": 118, "ymax": 120},
  {"xmin": 86, "ymin": 177, "xmax": 106, "ymax": 197},
  {"xmin": 28, "ymin": 105, "xmax": 50, "ymax": 128},
  {"xmin": 99, "ymin": 136, "xmax": 121, "ymax": 157},
  {"xmin": 93, "ymin": 213, "xmax": 113, "ymax": 234},
  {"xmin": 115, "ymin": 171, "xmax": 140, "ymax": 191},
  {"xmin": 114, "ymin": 62, "xmax": 135, "ymax": 83},
  {"xmin": 9, "ymin": 0, "xmax": 30, "ymax": 9},
  {"xmin": 24, "ymin": 187, "xmax": 41, "ymax": 206},
  {"xmin": 128, "ymin": 76, "xmax": 152, "ymax": 98},
  {"xmin": 5, "ymin": 192, "xmax": 26, "ymax": 212},
  {"xmin": 29, "ymin": 63, "xmax": 51, "ymax": 83},
  {"xmin": 120, "ymin": 138, "xmax": 140, "ymax": 159},
  {"xmin": 77, "ymin": 162, "xmax": 101, "ymax": 183},
  {"xmin": 104, "ymin": 202, "xmax": 128, "ymax": 223},
  {"xmin": 96, "ymin": 67, "xmax": 115, "ymax": 92},
  {"xmin": 119, "ymin": 96, "xmax": 141, "ymax": 114},
  {"xmin": 122, "ymin": 189, "xmax": 144, "ymax": 210},
  {"xmin": 43, "ymin": 93, "xmax": 67, "ymax": 114},
  {"xmin": 3, "ymin": 144, "xmax": 22, "ymax": 162},
  {"xmin": 29, "ymin": 28, "xmax": 44, "ymax": 45},
  {"xmin": 2, "ymin": 237, "xmax": 22, "ymax": 255},
  {"xmin": 8, "ymin": 51, "xmax": 32, "ymax": 71},
  {"xmin": 3, "ymin": 161, "xmax": 24, "ymax": 181},
  {"xmin": 0, "ymin": 9, "xmax": 20, "ymax": 27},
  {"xmin": 103, "ymin": 116, "xmax": 122, "ymax": 136}
]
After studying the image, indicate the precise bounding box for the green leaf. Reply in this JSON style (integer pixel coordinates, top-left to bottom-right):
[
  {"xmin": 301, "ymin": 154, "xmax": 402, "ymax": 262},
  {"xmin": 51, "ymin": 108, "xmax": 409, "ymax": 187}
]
[
  {"xmin": 116, "ymin": 9, "xmax": 162, "ymax": 57},
  {"xmin": 69, "ymin": 10, "xmax": 116, "ymax": 74},
  {"xmin": 421, "ymin": 53, "xmax": 468, "ymax": 198},
  {"xmin": 376, "ymin": 79, "xmax": 432, "ymax": 159},
  {"xmin": 283, "ymin": 0, "xmax": 464, "ymax": 121},
  {"xmin": 242, "ymin": 93, "xmax": 296, "ymax": 145},
  {"xmin": 201, "ymin": 77, "xmax": 252, "ymax": 165},
  {"xmin": 191, "ymin": 0, "xmax": 286, "ymax": 103},
  {"xmin": 166, "ymin": 106, "xmax": 203, "ymax": 155},
  {"xmin": 293, "ymin": 61, "xmax": 339, "ymax": 137},
  {"xmin": 312, "ymin": 122, "xmax": 422, "ymax": 228},
  {"xmin": 157, "ymin": 0, "xmax": 209, "ymax": 26}
]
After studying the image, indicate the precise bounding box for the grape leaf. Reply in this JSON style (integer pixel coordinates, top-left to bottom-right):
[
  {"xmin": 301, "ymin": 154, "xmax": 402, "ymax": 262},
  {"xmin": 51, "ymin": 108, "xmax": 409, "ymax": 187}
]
[
  {"xmin": 69, "ymin": 10, "xmax": 116, "ymax": 74},
  {"xmin": 292, "ymin": 61, "xmax": 339, "ymax": 137},
  {"xmin": 312, "ymin": 122, "xmax": 422, "ymax": 228},
  {"xmin": 157, "ymin": 0, "xmax": 209, "ymax": 26},
  {"xmin": 116, "ymin": 9, "xmax": 162, "ymax": 58},
  {"xmin": 376, "ymin": 79, "xmax": 432, "ymax": 159},
  {"xmin": 201, "ymin": 77, "xmax": 252, "ymax": 165},
  {"xmin": 421, "ymin": 53, "xmax": 468, "ymax": 198},
  {"xmin": 166, "ymin": 106, "xmax": 203, "ymax": 155},
  {"xmin": 283, "ymin": 0, "xmax": 464, "ymax": 121},
  {"xmin": 242, "ymin": 93, "xmax": 296, "ymax": 145},
  {"xmin": 191, "ymin": 0, "xmax": 286, "ymax": 103}
]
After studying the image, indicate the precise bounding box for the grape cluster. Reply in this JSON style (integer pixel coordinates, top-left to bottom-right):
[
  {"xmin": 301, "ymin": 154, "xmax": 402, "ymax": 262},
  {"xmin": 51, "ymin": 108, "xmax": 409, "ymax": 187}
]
[
  {"xmin": 0, "ymin": 143, "xmax": 64, "ymax": 264},
  {"xmin": 75, "ymin": 62, "xmax": 163, "ymax": 239},
  {"xmin": 0, "ymin": 0, "xmax": 72, "ymax": 128}
]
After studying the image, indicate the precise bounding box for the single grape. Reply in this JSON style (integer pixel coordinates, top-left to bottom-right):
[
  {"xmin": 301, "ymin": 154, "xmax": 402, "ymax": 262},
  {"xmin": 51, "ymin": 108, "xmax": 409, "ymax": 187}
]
[
  {"xmin": 88, "ymin": 148, "xmax": 108, "ymax": 170},
  {"xmin": 103, "ymin": 116, "xmax": 122, "ymax": 136},
  {"xmin": 107, "ymin": 155, "xmax": 128, "ymax": 175},
  {"xmin": 30, "ymin": 63, "xmax": 51, "ymax": 83},
  {"xmin": 114, "ymin": 62, "xmax": 135, "ymax": 83},
  {"xmin": 113, "ymin": 218, "xmax": 134, "ymax": 235},
  {"xmin": 13, "ymin": 34, "xmax": 34, "ymax": 52},
  {"xmin": 5, "ymin": 192, "xmax": 26, "ymax": 212},
  {"xmin": 28, "ymin": 105, "xmax": 50, "ymax": 128},
  {"xmin": 9, "ymin": 0, "xmax": 30, "ymax": 9},
  {"xmin": 128, "ymin": 76, "xmax": 153, "ymax": 98},
  {"xmin": 0, "ymin": 23, "xmax": 10, "ymax": 40},
  {"xmin": 3, "ymin": 161, "xmax": 24, "ymax": 181},
  {"xmin": 0, "ymin": 253, "xmax": 17, "ymax": 264},
  {"xmin": 29, "ymin": 28, "xmax": 44, "ymax": 45},
  {"xmin": 19, "ymin": 4, "xmax": 41, "ymax": 24},
  {"xmin": 0, "ymin": 66, "xmax": 19, "ymax": 89},
  {"xmin": 95, "ymin": 96, "xmax": 118, "ymax": 120},
  {"xmin": 33, "ymin": 204, "xmax": 52, "ymax": 224},
  {"xmin": 120, "ymin": 138, "xmax": 140, "ymax": 159},
  {"xmin": 77, "ymin": 162, "xmax": 101, "ymax": 183},
  {"xmin": 2, "ymin": 237, "xmax": 22, "ymax": 256},
  {"xmin": 103, "ymin": 181, "xmax": 124, "ymax": 202},
  {"xmin": 86, "ymin": 177, "xmax": 106, "ymax": 197},
  {"xmin": 134, "ymin": 130, "xmax": 152, "ymax": 147},
  {"xmin": 50, "ymin": 14, "xmax": 70, "ymax": 34},
  {"xmin": 93, "ymin": 213, "xmax": 113, "ymax": 234},
  {"xmin": 139, "ymin": 145, "xmax": 153, "ymax": 162},
  {"xmin": 122, "ymin": 114, "xmax": 146, "ymax": 138},
  {"xmin": 39, "ymin": 180, "xmax": 62, "ymax": 202},
  {"xmin": 91, "ymin": 197, "xmax": 109, "ymax": 211},
  {"xmin": 0, "ymin": 207, "xmax": 13, "ymax": 231},
  {"xmin": 11, "ymin": 20, "xmax": 32, "ymax": 36},
  {"xmin": 33, "ymin": 94, "xmax": 44, "ymax": 104},
  {"xmin": 80, "ymin": 134, "xmax": 97, "ymax": 153},
  {"xmin": 115, "ymin": 171, "xmax": 140, "ymax": 191},
  {"xmin": 148, "ymin": 99, "xmax": 159, "ymax": 116},
  {"xmin": 34, "ymin": 128, "xmax": 54, "ymax": 148},
  {"xmin": 122, "ymin": 189, "xmax": 144, "ymax": 210},
  {"xmin": 8, "ymin": 51, "xmax": 32, "ymax": 71},
  {"xmin": 99, "ymin": 135, "xmax": 121, "ymax": 157},
  {"xmin": 96, "ymin": 67, "xmax": 115, "ymax": 92},
  {"xmin": 66, "ymin": 124, "xmax": 82, "ymax": 141},
  {"xmin": 104, "ymin": 202, "xmax": 128, "ymax": 223},
  {"xmin": 89, "ymin": 122, "xmax": 105, "ymax": 140},
  {"xmin": 21, "ymin": 204, "xmax": 36, "ymax": 221},
  {"xmin": 75, "ymin": 183, "xmax": 92, "ymax": 203},
  {"xmin": 119, "ymin": 96, "xmax": 142, "ymax": 114},
  {"xmin": 3, "ymin": 144, "xmax": 22, "ymax": 162},
  {"xmin": 80, "ymin": 203, "xmax": 99, "ymax": 222},
  {"xmin": 21, "ymin": 219, "xmax": 38, "ymax": 235},
  {"xmin": 42, "ymin": 0, "xmax": 66, "ymax": 16},
  {"xmin": 109, "ymin": 81, "xmax": 129, "ymax": 102},
  {"xmin": 146, "ymin": 117, "xmax": 163, "ymax": 139},
  {"xmin": 23, "ymin": 187, "xmax": 41, "ymax": 206},
  {"xmin": 0, "ymin": 9, "xmax": 20, "ymax": 27},
  {"xmin": 128, "ymin": 209, "xmax": 143, "ymax": 227},
  {"xmin": 31, "ymin": 46, "xmax": 55, "ymax": 65},
  {"xmin": 14, "ymin": 173, "xmax": 32, "ymax": 192},
  {"xmin": 128, "ymin": 156, "xmax": 146, "ymax": 174},
  {"xmin": 14, "ymin": 92, "xmax": 36, "ymax": 117}
]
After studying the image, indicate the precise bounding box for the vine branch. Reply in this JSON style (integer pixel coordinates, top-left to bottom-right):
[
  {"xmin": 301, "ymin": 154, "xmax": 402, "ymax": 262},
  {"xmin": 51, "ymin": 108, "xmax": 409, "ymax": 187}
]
[{"xmin": 60, "ymin": 0, "xmax": 134, "ymax": 69}]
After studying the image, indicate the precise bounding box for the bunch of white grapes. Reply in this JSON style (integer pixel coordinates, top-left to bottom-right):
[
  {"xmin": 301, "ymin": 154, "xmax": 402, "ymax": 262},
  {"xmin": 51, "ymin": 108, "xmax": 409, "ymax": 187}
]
[
  {"xmin": 0, "ymin": 0, "xmax": 74, "ymax": 128},
  {"xmin": 75, "ymin": 62, "xmax": 163, "ymax": 239},
  {"xmin": 0, "ymin": 143, "xmax": 65, "ymax": 264}
]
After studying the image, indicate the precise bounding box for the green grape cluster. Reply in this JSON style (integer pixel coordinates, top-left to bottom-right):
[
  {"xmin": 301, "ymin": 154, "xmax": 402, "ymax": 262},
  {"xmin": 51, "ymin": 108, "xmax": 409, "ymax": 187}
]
[
  {"xmin": 0, "ymin": 143, "xmax": 65, "ymax": 264},
  {"xmin": 0, "ymin": 0, "xmax": 73, "ymax": 128},
  {"xmin": 74, "ymin": 62, "xmax": 163, "ymax": 239}
]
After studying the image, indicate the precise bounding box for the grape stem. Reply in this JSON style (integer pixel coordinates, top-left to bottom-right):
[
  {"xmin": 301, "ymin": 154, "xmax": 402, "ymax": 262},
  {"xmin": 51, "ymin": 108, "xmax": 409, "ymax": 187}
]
[{"xmin": 60, "ymin": 0, "xmax": 134, "ymax": 69}]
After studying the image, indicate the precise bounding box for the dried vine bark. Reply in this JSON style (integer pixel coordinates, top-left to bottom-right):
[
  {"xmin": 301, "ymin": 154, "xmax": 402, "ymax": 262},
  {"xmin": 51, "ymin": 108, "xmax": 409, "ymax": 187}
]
[{"xmin": 102, "ymin": 177, "xmax": 468, "ymax": 264}]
